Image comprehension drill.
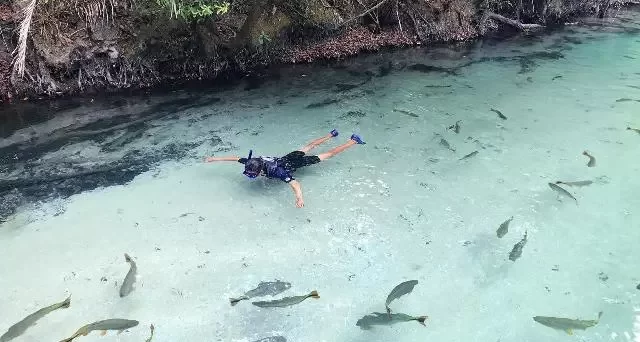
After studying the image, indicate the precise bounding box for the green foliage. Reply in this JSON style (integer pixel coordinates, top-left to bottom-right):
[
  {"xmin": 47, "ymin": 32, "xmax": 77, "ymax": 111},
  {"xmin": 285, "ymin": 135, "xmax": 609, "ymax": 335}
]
[
  {"xmin": 155, "ymin": 0, "xmax": 230, "ymax": 21},
  {"xmin": 257, "ymin": 31, "xmax": 271, "ymax": 46}
]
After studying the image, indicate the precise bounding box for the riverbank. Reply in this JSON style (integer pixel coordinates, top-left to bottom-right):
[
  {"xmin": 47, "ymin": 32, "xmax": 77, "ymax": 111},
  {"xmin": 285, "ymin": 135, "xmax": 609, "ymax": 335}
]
[{"xmin": 0, "ymin": 0, "xmax": 632, "ymax": 103}]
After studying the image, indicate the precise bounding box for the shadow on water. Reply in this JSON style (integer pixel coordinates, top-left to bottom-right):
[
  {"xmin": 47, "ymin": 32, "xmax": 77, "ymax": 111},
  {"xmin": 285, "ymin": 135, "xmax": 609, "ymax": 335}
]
[
  {"xmin": 0, "ymin": 93, "xmax": 228, "ymax": 222},
  {"xmin": 465, "ymin": 232, "xmax": 512, "ymax": 288}
]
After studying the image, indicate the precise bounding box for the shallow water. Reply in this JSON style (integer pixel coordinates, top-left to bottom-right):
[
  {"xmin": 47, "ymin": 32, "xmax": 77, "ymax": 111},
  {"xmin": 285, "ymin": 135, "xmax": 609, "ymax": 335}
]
[{"xmin": 1, "ymin": 9, "xmax": 640, "ymax": 342}]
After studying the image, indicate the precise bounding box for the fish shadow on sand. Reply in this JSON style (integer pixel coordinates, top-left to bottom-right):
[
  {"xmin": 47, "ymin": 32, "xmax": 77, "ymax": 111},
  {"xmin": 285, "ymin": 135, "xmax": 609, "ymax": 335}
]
[{"xmin": 465, "ymin": 232, "xmax": 512, "ymax": 288}]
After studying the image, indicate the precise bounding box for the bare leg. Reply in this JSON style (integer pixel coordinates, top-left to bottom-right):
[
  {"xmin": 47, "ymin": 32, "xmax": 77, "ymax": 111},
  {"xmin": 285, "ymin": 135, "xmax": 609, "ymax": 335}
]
[
  {"xmin": 299, "ymin": 133, "xmax": 333, "ymax": 153},
  {"xmin": 317, "ymin": 140, "xmax": 357, "ymax": 161}
]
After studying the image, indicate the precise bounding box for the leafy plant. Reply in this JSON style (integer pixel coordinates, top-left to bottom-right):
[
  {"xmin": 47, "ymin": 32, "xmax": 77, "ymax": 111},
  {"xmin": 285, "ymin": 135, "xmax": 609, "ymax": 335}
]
[
  {"xmin": 155, "ymin": 0, "xmax": 230, "ymax": 21},
  {"xmin": 257, "ymin": 31, "xmax": 271, "ymax": 46}
]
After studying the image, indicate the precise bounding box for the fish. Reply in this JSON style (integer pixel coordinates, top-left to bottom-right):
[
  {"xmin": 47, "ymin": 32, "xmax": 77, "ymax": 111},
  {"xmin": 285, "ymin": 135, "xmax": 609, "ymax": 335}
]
[
  {"xmin": 306, "ymin": 98, "xmax": 339, "ymax": 108},
  {"xmin": 508, "ymin": 230, "xmax": 528, "ymax": 262},
  {"xmin": 252, "ymin": 337, "xmax": 287, "ymax": 342},
  {"xmin": 385, "ymin": 280, "xmax": 419, "ymax": 317},
  {"xmin": 636, "ymin": 283, "xmax": 640, "ymax": 290},
  {"xmin": 533, "ymin": 311, "xmax": 602, "ymax": 335},
  {"xmin": 356, "ymin": 312, "xmax": 428, "ymax": 330},
  {"xmin": 555, "ymin": 180, "xmax": 593, "ymax": 187},
  {"xmin": 145, "ymin": 324, "xmax": 154, "ymax": 342},
  {"xmin": 393, "ymin": 109, "xmax": 419, "ymax": 117},
  {"xmin": 439, "ymin": 138, "xmax": 455, "ymax": 151},
  {"xmin": 58, "ymin": 319, "xmax": 139, "ymax": 342},
  {"xmin": 447, "ymin": 120, "xmax": 461, "ymax": 134},
  {"xmin": 552, "ymin": 75, "xmax": 563, "ymax": 80},
  {"xmin": 490, "ymin": 108, "xmax": 507, "ymax": 120},
  {"xmin": 548, "ymin": 182, "xmax": 578, "ymax": 203},
  {"xmin": 229, "ymin": 281, "xmax": 291, "ymax": 305},
  {"xmin": 252, "ymin": 290, "xmax": 319, "ymax": 308},
  {"xmin": 407, "ymin": 63, "xmax": 456, "ymax": 75},
  {"xmin": 496, "ymin": 216, "xmax": 513, "ymax": 238},
  {"xmin": 335, "ymin": 83, "xmax": 360, "ymax": 92},
  {"xmin": 119, "ymin": 253, "xmax": 137, "ymax": 298},
  {"xmin": 582, "ymin": 151, "xmax": 596, "ymax": 167},
  {"xmin": 459, "ymin": 150, "xmax": 479, "ymax": 160},
  {"xmin": 627, "ymin": 126, "xmax": 640, "ymax": 134},
  {"xmin": 615, "ymin": 98, "xmax": 640, "ymax": 103},
  {"xmin": 1, "ymin": 295, "xmax": 71, "ymax": 342},
  {"xmin": 627, "ymin": 85, "xmax": 640, "ymax": 90}
]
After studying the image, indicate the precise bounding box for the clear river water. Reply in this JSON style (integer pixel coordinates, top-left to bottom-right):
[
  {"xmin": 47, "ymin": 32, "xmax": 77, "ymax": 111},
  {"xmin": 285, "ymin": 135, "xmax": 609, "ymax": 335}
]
[{"xmin": 1, "ymin": 9, "xmax": 639, "ymax": 342}]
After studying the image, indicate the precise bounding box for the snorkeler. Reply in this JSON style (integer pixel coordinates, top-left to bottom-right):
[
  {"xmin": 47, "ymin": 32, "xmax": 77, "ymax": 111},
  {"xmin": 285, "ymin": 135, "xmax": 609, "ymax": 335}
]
[{"xmin": 204, "ymin": 129, "xmax": 365, "ymax": 208}]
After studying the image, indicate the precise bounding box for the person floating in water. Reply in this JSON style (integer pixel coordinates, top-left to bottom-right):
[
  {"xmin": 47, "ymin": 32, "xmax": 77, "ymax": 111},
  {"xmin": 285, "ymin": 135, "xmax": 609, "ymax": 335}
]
[{"xmin": 205, "ymin": 129, "xmax": 365, "ymax": 208}]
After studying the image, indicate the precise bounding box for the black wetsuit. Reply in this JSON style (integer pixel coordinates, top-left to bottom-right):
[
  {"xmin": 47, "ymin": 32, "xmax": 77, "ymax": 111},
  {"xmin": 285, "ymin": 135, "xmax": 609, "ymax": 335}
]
[{"xmin": 238, "ymin": 151, "xmax": 321, "ymax": 183}]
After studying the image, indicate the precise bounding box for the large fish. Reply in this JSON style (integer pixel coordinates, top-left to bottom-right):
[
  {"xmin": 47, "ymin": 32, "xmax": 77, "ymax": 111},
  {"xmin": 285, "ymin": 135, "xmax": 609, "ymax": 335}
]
[
  {"xmin": 627, "ymin": 126, "xmax": 640, "ymax": 134},
  {"xmin": 394, "ymin": 109, "xmax": 419, "ymax": 117},
  {"xmin": 1, "ymin": 295, "xmax": 71, "ymax": 342},
  {"xmin": 533, "ymin": 311, "xmax": 602, "ymax": 335},
  {"xmin": 555, "ymin": 180, "xmax": 593, "ymax": 187},
  {"xmin": 490, "ymin": 108, "xmax": 507, "ymax": 120},
  {"xmin": 58, "ymin": 319, "xmax": 139, "ymax": 342},
  {"xmin": 356, "ymin": 312, "xmax": 428, "ymax": 330},
  {"xmin": 548, "ymin": 183, "xmax": 577, "ymax": 203},
  {"xmin": 230, "ymin": 281, "xmax": 291, "ymax": 306},
  {"xmin": 508, "ymin": 231, "xmax": 528, "ymax": 262},
  {"xmin": 252, "ymin": 291, "xmax": 319, "ymax": 308},
  {"xmin": 385, "ymin": 280, "xmax": 419, "ymax": 317},
  {"xmin": 496, "ymin": 216, "xmax": 513, "ymax": 238},
  {"xmin": 119, "ymin": 253, "xmax": 137, "ymax": 298}
]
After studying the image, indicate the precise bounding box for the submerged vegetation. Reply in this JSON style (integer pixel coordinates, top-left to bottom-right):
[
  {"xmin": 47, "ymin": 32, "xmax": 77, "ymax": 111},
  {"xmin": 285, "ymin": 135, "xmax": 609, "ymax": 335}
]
[{"xmin": 0, "ymin": 0, "xmax": 631, "ymax": 100}]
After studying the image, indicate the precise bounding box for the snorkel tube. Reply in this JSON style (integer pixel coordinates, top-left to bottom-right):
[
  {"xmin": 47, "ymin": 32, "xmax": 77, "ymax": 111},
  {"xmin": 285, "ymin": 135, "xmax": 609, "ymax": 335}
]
[{"xmin": 242, "ymin": 149, "xmax": 259, "ymax": 178}]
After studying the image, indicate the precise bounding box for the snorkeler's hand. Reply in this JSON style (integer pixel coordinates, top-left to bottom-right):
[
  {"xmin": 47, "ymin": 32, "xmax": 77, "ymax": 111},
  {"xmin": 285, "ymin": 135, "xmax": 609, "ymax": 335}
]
[{"xmin": 289, "ymin": 180, "xmax": 304, "ymax": 208}]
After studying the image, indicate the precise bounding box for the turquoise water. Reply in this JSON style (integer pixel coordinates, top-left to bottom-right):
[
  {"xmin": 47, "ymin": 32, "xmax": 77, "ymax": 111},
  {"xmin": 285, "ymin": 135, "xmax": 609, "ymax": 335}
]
[{"xmin": 1, "ymin": 10, "xmax": 640, "ymax": 342}]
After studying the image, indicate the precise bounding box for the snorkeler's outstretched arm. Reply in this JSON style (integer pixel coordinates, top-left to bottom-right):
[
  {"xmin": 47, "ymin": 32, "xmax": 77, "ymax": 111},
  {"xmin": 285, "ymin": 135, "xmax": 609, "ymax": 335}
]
[
  {"xmin": 289, "ymin": 180, "xmax": 304, "ymax": 208},
  {"xmin": 204, "ymin": 156, "xmax": 241, "ymax": 163}
]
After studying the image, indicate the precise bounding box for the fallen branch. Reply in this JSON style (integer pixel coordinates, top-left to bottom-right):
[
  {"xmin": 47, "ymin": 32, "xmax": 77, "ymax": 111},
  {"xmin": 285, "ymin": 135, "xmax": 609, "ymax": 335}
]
[
  {"xmin": 484, "ymin": 11, "xmax": 544, "ymax": 31},
  {"xmin": 341, "ymin": 0, "xmax": 389, "ymax": 26}
]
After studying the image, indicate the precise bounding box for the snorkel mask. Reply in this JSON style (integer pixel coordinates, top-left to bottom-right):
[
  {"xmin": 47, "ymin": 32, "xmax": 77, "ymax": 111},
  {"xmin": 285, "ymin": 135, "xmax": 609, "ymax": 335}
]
[{"xmin": 242, "ymin": 150, "xmax": 260, "ymax": 179}]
